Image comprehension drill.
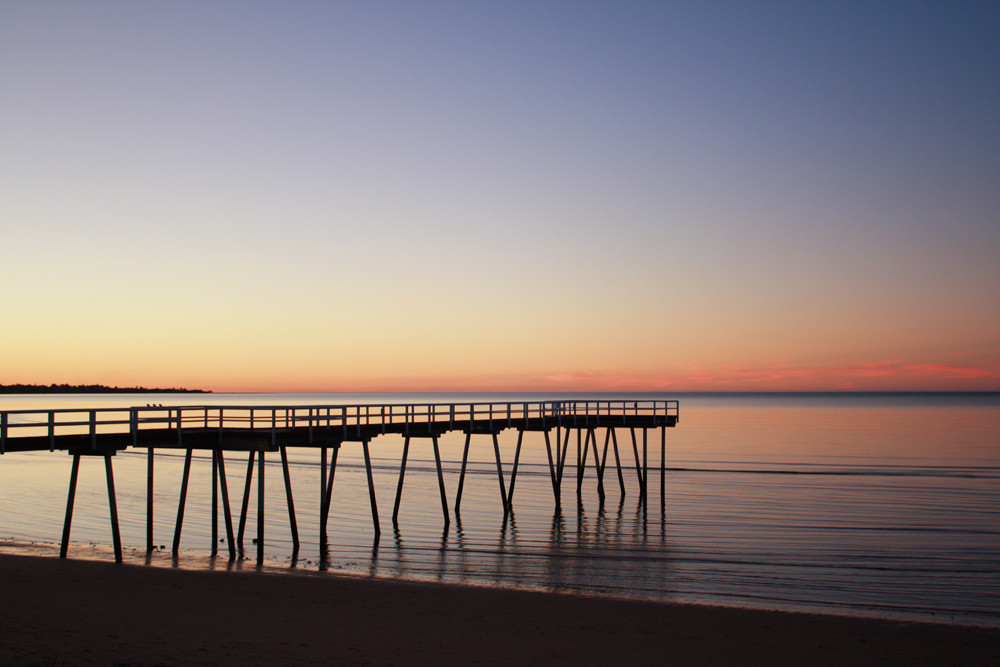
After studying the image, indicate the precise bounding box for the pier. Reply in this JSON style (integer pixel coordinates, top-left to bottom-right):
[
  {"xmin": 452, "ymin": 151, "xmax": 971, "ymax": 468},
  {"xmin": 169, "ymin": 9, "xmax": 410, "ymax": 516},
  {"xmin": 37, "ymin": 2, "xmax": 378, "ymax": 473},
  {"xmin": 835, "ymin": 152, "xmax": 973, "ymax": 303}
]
[{"xmin": 0, "ymin": 399, "xmax": 678, "ymax": 563}]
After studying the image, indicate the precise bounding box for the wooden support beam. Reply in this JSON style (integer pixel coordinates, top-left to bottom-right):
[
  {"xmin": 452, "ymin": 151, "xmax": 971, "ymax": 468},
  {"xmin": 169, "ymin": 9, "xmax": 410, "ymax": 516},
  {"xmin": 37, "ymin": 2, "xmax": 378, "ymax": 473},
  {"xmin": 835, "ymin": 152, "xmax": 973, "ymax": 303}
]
[
  {"xmin": 596, "ymin": 428, "xmax": 610, "ymax": 501},
  {"xmin": 507, "ymin": 430, "xmax": 524, "ymax": 509},
  {"xmin": 237, "ymin": 451, "xmax": 255, "ymax": 554},
  {"xmin": 319, "ymin": 444, "xmax": 340, "ymax": 565},
  {"xmin": 543, "ymin": 429, "xmax": 560, "ymax": 509},
  {"xmin": 557, "ymin": 427, "xmax": 571, "ymax": 488},
  {"xmin": 660, "ymin": 426, "xmax": 666, "ymax": 510},
  {"xmin": 257, "ymin": 449, "xmax": 265, "ymax": 562},
  {"xmin": 432, "ymin": 435, "xmax": 450, "ymax": 528},
  {"xmin": 454, "ymin": 432, "xmax": 472, "ymax": 515},
  {"xmin": 211, "ymin": 450, "xmax": 219, "ymax": 556},
  {"xmin": 323, "ymin": 445, "xmax": 339, "ymax": 528},
  {"xmin": 362, "ymin": 441, "xmax": 380, "ymax": 538},
  {"xmin": 172, "ymin": 449, "xmax": 193, "ymax": 555},
  {"xmin": 610, "ymin": 428, "xmax": 626, "ymax": 498},
  {"xmin": 392, "ymin": 436, "xmax": 410, "ymax": 525},
  {"xmin": 104, "ymin": 454, "xmax": 122, "ymax": 563},
  {"xmin": 629, "ymin": 428, "xmax": 645, "ymax": 497},
  {"xmin": 146, "ymin": 448, "xmax": 154, "ymax": 551},
  {"xmin": 491, "ymin": 432, "xmax": 509, "ymax": 517},
  {"xmin": 216, "ymin": 449, "xmax": 236, "ymax": 560},
  {"xmin": 280, "ymin": 447, "xmax": 299, "ymax": 552},
  {"xmin": 59, "ymin": 454, "xmax": 81, "ymax": 559},
  {"xmin": 642, "ymin": 428, "xmax": 649, "ymax": 508},
  {"xmin": 319, "ymin": 446, "xmax": 328, "ymax": 553}
]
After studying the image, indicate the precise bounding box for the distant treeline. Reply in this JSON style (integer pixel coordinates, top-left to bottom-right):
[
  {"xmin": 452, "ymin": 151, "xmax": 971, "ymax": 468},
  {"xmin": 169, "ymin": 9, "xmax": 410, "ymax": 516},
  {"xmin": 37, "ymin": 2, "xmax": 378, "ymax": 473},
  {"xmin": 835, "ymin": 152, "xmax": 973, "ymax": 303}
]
[{"xmin": 0, "ymin": 384, "xmax": 211, "ymax": 394}]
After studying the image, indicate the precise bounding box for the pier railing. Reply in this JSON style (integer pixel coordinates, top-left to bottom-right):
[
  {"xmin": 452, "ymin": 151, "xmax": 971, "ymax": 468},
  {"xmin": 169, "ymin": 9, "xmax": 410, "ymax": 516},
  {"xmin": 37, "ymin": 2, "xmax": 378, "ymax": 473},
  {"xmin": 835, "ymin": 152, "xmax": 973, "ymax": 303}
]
[{"xmin": 0, "ymin": 400, "xmax": 679, "ymax": 452}]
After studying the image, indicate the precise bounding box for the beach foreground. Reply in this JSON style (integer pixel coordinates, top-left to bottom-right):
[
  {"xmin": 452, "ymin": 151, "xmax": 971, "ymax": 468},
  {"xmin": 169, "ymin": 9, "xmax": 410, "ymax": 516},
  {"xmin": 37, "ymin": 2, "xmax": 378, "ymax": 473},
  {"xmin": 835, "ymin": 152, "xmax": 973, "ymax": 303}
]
[{"xmin": 1, "ymin": 554, "xmax": 997, "ymax": 666}]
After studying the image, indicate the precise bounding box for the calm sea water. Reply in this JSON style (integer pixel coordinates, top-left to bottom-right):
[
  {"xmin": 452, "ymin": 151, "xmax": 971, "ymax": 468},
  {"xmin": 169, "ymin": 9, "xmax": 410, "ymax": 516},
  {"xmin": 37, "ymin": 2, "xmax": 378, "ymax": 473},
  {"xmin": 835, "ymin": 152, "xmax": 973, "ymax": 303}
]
[{"xmin": 1, "ymin": 392, "xmax": 998, "ymax": 627}]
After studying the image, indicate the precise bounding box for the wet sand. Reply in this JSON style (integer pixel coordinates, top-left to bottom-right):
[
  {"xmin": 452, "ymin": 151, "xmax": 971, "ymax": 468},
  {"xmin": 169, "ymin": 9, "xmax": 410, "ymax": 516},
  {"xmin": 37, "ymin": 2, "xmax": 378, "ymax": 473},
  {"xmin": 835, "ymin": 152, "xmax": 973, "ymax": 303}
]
[{"xmin": 1, "ymin": 553, "xmax": 997, "ymax": 666}]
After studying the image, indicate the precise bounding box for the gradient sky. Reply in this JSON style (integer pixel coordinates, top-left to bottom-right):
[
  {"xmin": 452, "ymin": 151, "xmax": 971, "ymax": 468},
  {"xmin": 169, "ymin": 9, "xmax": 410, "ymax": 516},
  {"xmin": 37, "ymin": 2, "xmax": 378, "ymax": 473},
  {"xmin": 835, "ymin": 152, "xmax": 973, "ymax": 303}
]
[{"xmin": 2, "ymin": 2, "xmax": 998, "ymax": 392}]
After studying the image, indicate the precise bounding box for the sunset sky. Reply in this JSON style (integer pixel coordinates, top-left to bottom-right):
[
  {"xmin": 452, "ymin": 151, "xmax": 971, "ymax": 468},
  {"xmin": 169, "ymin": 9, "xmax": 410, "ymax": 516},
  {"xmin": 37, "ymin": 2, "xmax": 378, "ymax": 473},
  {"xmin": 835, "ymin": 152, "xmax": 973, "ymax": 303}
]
[{"xmin": 2, "ymin": 2, "xmax": 998, "ymax": 392}]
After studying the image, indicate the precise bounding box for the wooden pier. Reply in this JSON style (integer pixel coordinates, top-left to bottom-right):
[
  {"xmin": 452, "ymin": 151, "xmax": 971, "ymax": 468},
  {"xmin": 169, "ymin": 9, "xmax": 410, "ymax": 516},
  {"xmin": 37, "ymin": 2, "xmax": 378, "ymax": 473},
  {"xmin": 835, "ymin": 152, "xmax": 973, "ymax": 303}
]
[{"xmin": 0, "ymin": 399, "xmax": 678, "ymax": 564}]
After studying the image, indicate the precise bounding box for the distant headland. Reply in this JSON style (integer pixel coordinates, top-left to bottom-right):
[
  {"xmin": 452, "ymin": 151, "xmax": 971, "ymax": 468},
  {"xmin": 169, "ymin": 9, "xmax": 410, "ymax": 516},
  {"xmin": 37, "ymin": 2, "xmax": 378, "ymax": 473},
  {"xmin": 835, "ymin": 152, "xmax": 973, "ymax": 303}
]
[{"xmin": 0, "ymin": 384, "xmax": 211, "ymax": 394}]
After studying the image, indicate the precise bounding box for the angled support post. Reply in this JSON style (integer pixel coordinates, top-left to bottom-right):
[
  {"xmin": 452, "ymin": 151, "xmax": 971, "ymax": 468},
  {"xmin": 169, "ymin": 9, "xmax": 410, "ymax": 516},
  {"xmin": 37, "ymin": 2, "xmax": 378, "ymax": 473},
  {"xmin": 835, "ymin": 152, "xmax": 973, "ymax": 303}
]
[
  {"xmin": 216, "ymin": 450, "xmax": 236, "ymax": 560},
  {"xmin": 432, "ymin": 435, "xmax": 450, "ymax": 528},
  {"xmin": 454, "ymin": 431, "xmax": 472, "ymax": 515},
  {"xmin": 597, "ymin": 427, "xmax": 610, "ymax": 481},
  {"xmin": 237, "ymin": 451, "xmax": 255, "ymax": 554},
  {"xmin": 146, "ymin": 447, "xmax": 155, "ymax": 551},
  {"xmin": 280, "ymin": 447, "xmax": 299, "ymax": 552},
  {"xmin": 320, "ymin": 446, "xmax": 328, "ymax": 552},
  {"xmin": 630, "ymin": 428, "xmax": 645, "ymax": 498},
  {"xmin": 543, "ymin": 429, "xmax": 560, "ymax": 509},
  {"xmin": 60, "ymin": 454, "xmax": 81, "ymax": 559},
  {"xmin": 320, "ymin": 446, "xmax": 330, "ymax": 562},
  {"xmin": 104, "ymin": 454, "xmax": 122, "ymax": 563},
  {"xmin": 324, "ymin": 445, "xmax": 340, "ymax": 528},
  {"xmin": 257, "ymin": 448, "xmax": 265, "ymax": 562},
  {"xmin": 392, "ymin": 436, "xmax": 411, "ymax": 524},
  {"xmin": 642, "ymin": 428, "xmax": 649, "ymax": 507},
  {"xmin": 319, "ymin": 444, "xmax": 341, "ymax": 564},
  {"xmin": 172, "ymin": 449, "xmax": 193, "ymax": 554},
  {"xmin": 557, "ymin": 427, "xmax": 571, "ymax": 488},
  {"xmin": 362, "ymin": 440, "xmax": 380, "ymax": 537},
  {"xmin": 610, "ymin": 428, "xmax": 626, "ymax": 498},
  {"xmin": 576, "ymin": 429, "xmax": 585, "ymax": 495},
  {"xmin": 660, "ymin": 426, "xmax": 667, "ymax": 510},
  {"xmin": 490, "ymin": 432, "xmax": 510, "ymax": 517},
  {"xmin": 507, "ymin": 430, "xmax": 525, "ymax": 509},
  {"xmin": 593, "ymin": 428, "xmax": 607, "ymax": 501},
  {"xmin": 211, "ymin": 450, "xmax": 219, "ymax": 555}
]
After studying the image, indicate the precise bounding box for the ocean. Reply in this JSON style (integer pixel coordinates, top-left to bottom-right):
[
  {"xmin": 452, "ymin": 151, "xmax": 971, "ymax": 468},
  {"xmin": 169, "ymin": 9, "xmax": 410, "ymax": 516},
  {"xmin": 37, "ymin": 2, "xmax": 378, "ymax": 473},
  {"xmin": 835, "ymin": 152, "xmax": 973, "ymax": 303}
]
[{"xmin": 1, "ymin": 392, "xmax": 998, "ymax": 627}]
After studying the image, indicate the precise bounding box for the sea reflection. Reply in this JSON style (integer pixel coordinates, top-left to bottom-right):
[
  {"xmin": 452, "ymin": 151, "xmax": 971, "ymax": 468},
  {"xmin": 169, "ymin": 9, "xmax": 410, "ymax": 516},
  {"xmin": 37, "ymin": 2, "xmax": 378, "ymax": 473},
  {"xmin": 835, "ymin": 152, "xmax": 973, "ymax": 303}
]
[{"xmin": 349, "ymin": 497, "xmax": 675, "ymax": 598}]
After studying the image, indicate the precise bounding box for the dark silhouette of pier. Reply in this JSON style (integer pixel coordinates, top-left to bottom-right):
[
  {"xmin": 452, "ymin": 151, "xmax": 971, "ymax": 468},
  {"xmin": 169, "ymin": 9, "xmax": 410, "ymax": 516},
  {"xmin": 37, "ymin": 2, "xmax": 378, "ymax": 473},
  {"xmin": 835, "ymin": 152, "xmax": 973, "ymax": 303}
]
[{"xmin": 0, "ymin": 399, "xmax": 678, "ymax": 564}]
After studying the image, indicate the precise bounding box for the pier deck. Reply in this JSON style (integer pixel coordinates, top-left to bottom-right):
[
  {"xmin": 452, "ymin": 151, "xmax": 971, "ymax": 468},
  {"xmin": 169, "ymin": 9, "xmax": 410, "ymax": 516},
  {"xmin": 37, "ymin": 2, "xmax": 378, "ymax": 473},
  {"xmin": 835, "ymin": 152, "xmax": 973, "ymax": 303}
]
[{"xmin": 1, "ymin": 400, "xmax": 677, "ymax": 452}]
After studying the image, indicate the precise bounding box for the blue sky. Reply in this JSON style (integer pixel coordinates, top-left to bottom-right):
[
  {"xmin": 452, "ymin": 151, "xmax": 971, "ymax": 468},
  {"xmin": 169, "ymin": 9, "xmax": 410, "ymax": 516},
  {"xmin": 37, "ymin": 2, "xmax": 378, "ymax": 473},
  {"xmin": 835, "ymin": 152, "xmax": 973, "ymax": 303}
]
[{"xmin": 2, "ymin": 2, "xmax": 998, "ymax": 391}]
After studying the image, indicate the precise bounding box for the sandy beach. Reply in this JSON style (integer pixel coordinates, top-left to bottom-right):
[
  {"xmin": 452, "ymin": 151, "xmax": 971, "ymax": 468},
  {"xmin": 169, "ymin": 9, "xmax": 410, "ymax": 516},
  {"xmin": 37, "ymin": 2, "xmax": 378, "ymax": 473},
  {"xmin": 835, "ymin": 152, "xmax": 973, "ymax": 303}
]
[{"xmin": 0, "ymin": 553, "xmax": 997, "ymax": 666}]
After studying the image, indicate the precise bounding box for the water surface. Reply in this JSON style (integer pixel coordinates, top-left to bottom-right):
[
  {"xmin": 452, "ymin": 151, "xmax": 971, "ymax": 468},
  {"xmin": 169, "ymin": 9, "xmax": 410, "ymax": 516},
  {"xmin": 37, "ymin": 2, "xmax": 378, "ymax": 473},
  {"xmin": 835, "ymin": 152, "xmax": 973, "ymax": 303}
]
[{"xmin": 1, "ymin": 392, "xmax": 997, "ymax": 626}]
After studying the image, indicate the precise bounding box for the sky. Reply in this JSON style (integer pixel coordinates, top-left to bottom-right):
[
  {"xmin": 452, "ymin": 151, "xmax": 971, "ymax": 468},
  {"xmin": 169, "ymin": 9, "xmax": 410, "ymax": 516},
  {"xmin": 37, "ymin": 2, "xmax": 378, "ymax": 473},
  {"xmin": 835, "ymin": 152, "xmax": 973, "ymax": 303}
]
[{"xmin": 1, "ymin": 1, "xmax": 998, "ymax": 392}]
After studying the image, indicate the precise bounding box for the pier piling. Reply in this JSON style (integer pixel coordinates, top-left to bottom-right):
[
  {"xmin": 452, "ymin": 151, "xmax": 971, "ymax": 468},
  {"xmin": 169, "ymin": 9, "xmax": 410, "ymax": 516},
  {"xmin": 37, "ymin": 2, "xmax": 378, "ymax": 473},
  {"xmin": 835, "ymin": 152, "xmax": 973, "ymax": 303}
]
[
  {"xmin": 104, "ymin": 454, "xmax": 122, "ymax": 563},
  {"xmin": 59, "ymin": 454, "xmax": 80, "ymax": 559},
  {"xmin": 280, "ymin": 447, "xmax": 299, "ymax": 552},
  {"xmin": 257, "ymin": 449, "xmax": 265, "ymax": 563},
  {"xmin": 237, "ymin": 451, "xmax": 254, "ymax": 554},
  {"xmin": 455, "ymin": 432, "xmax": 473, "ymax": 515},
  {"xmin": 173, "ymin": 449, "xmax": 193, "ymax": 554},
  {"xmin": 217, "ymin": 449, "xmax": 236, "ymax": 559},
  {"xmin": 490, "ymin": 432, "xmax": 510, "ymax": 517},
  {"xmin": 362, "ymin": 440, "xmax": 380, "ymax": 537},
  {"xmin": 506, "ymin": 430, "xmax": 525, "ymax": 509},
  {"xmin": 146, "ymin": 448, "xmax": 154, "ymax": 551},
  {"xmin": 392, "ymin": 436, "xmax": 410, "ymax": 525}
]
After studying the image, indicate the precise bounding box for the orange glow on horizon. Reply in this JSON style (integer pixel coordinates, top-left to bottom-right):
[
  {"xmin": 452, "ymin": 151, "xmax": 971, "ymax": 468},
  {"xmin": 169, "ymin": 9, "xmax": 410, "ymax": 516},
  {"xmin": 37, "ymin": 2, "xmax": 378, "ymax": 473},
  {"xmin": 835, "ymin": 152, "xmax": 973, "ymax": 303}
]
[
  {"xmin": 11, "ymin": 357, "xmax": 991, "ymax": 394},
  {"xmin": 212, "ymin": 356, "xmax": 1000, "ymax": 393}
]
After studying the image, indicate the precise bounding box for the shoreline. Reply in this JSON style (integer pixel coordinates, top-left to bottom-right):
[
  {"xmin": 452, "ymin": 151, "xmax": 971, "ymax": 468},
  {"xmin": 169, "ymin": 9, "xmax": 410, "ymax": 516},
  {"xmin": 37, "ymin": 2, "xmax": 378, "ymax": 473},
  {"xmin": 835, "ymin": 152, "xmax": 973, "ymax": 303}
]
[
  {"xmin": 2, "ymin": 553, "xmax": 998, "ymax": 666},
  {"xmin": 5, "ymin": 539, "xmax": 993, "ymax": 629}
]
